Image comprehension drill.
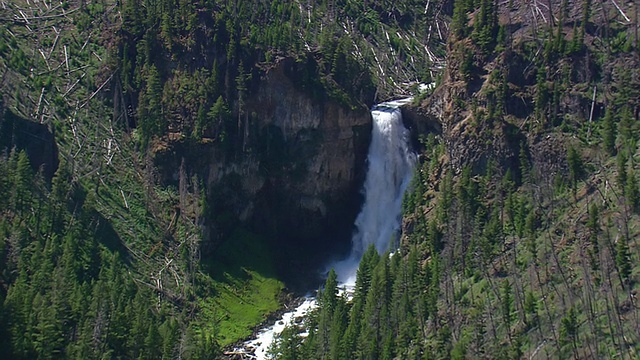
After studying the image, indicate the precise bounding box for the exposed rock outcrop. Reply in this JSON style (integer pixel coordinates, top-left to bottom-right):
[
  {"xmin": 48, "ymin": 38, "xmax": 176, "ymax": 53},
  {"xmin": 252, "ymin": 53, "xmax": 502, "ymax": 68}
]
[
  {"xmin": 0, "ymin": 107, "xmax": 58, "ymax": 180},
  {"xmin": 154, "ymin": 57, "xmax": 372, "ymax": 280}
]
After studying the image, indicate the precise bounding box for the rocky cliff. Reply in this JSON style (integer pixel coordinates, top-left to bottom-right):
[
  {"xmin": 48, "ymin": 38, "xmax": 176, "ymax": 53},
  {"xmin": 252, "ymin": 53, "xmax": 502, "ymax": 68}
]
[
  {"xmin": 0, "ymin": 107, "xmax": 58, "ymax": 180},
  {"xmin": 154, "ymin": 57, "xmax": 372, "ymax": 280},
  {"xmin": 406, "ymin": 0, "xmax": 640, "ymax": 184}
]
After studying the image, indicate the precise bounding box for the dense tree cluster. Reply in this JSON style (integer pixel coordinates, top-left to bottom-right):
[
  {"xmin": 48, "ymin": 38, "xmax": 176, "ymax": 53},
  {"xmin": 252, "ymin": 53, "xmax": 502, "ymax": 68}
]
[
  {"xmin": 116, "ymin": 0, "xmax": 444, "ymax": 146},
  {"xmin": 271, "ymin": 247, "xmax": 438, "ymax": 360},
  {"xmin": 0, "ymin": 149, "xmax": 216, "ymax": 358}
]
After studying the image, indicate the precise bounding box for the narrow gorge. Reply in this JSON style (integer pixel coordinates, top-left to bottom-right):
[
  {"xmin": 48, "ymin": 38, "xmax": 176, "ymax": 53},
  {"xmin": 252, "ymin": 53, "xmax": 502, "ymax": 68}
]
[{"xmin": 235, "ymin": 98, "xmax": 417, "ymax": 359}]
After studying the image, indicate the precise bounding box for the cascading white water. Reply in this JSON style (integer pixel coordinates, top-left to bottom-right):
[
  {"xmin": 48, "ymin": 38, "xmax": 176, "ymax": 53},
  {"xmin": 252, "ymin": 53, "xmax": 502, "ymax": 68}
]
[
  {"xmin": 239, "ymin": 99, "xmax": 416, "ymax": 359},
  {"xmin": 333, "ymin": 99, "xmax": 416, "ymax": 284}
]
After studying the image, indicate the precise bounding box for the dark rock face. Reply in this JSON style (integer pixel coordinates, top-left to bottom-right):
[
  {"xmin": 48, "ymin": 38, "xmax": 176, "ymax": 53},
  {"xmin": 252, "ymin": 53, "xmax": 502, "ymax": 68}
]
[
  {"xmin": 0, "ymin": 108, "xmax": 58, "ymax": 180},
  {"xmin": 445, "ymin": 118, "xmax": 523, "ymax": 176},
  {"xmin": 528, "ymin": 132, "xmax": 570, "ymax": 185},
  {"xmin": 245, "ymin": 58, "xmax": 370, "ymax": 251},
  {"xmin": 154, "ymin": 58, "xmax": 372, "ymax": 281},
  {"xmin": 401, "ymin": 101, "xmax": 443, "ymax": 151}
]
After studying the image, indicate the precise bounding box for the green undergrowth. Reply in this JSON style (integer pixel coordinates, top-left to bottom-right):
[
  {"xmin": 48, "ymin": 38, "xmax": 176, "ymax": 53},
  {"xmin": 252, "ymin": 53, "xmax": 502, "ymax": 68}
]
[{"xmin": 198, "ymin": 229, "xmax": 285, "ymax": 347}]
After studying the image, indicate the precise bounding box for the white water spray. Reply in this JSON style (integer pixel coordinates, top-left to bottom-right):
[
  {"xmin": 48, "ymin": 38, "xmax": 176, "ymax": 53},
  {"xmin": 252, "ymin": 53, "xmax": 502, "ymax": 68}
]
[{"xmin": 333, "ymin": 99, "xmax": 417, "ymax": 284}]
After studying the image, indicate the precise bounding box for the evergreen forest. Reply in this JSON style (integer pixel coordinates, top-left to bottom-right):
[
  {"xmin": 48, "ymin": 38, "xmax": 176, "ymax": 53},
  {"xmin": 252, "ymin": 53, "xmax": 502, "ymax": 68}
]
[{"xmin": 0, "ymin": 0, "xmax": 639, "ymax": 359}]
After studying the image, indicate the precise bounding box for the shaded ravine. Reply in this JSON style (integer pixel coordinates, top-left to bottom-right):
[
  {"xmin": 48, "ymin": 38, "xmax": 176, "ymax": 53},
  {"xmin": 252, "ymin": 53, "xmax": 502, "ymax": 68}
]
[{"xmin": 230, "ymin": 98, "xmax": 416, "ymax": 359}]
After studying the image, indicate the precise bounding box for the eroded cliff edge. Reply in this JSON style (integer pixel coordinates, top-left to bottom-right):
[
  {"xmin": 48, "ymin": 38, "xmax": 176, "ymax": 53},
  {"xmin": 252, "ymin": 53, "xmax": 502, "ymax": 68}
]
[{"xmin": 154, "ymin": 57, "xmax": 372, "ymax": 282}]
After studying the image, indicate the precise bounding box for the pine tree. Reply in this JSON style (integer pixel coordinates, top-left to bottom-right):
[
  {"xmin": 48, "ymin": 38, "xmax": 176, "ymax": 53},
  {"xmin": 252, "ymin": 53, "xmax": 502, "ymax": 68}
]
[
  {"xmin": 451, "ymin": 0, "xmax": 469, "ymax": 39},
  {"xmin": 208, "ymin": 95, "xmax": 232, "ymax": 142},
  {"xmin": 235, "ymin": 61, "xmax": 249, "ymax": 150},
  {"xmin": 49, "ymin": 162, "xmax": 71, "ymax": 234},
  {"xmin": 525, "ymin": 211, "xmax": 538, "ymax": 261},
  {"xmin": 121, "ymin": 0, "xmax": 144, "ymax": 37},
  {"xmin": 618, "ymin": 105, "xmax": 636, "ymax": 155},
  {"xmin": 339, "ymin": 245, "xmax": 380, "ymax": 358},
  {"xmin": 316, "ymin": 269, "xmax": 338, "ymax": 357},
  {"xmin": 625, "ymin": 168, "xmax": 640, "ymax": 213},
  {"xmin": 472, "ymin": 0, "xmax": 498, "ymax": 53},
  {"xmin": 501, "ymin": 280, "xmax": 514, "ymax": 330},
  {"xmin": 519, "ymin": 142, "xmax": 530, "ymax": 184},
  {"xmin": 534, "ymin": 69, "xmax": 549, "ymax": 124},
  {"xmin": 328, "ymin": 294, "xmax": 348, "ymax": 360},
  {"xmin": 567, "ymin": 146, "xmax": 583, "ymax": 198},
  {"xmin": 358, "ymin": 254, "xmax": 391, "ymax": 359},
  {"xmin": 269, "ymin": 325, "xmax": 302, "ymax": 360},
  {"xmin": 617, "ymin": 151, "xmax": 628, "ymax": 192},
  {"xmin": 143, "ymin": 320, "xmax": 163, "ymax": 359},
  {"xmin": 194, "ymin": 104, "xmax": 207, "ymax": 138},
  {"xmin": 524, "ymin": 291, "xmax": 538, "ymax": 328},
  {"xmin": 427, "ymin": 219, "xmax": 443, "ymax": 253},
  {"xmin": 0, "ymin": 158, "xmax": 9, "ymax": 210},
  {"xmin": 354, "ymin": 245, "xmax": 380, "ymax": 301},
  {"xmin": 11, "ymin": 151, "xmax": 33, "ymax": 213},
  {"xmin": 33, "ymin": 293, "xmax": 65, "ymax": 359},
  {"xmin": 4, "ymin": 267, "xmax": 32, "ymax": 357},
  {"xmin": 616, "ymin": 235, "xmax": 632, "ymax": 284},
  {"xmin": 587, "ymin": 203, "xmax": 601, "ymax": 273},
  {"xmin": 138, "ymin": 64, "xmax": 164, "ymax": 144},
  {"xmin": 161, "ymin": 12, "xmax": 174, "ymax": 50},
  {"xmin": 559, "ymin": 307, "xmax": 578, "ymax": 353},
  {"xmin": 602, "ymin": 106, "xmax": 617, "ymax": 155}
]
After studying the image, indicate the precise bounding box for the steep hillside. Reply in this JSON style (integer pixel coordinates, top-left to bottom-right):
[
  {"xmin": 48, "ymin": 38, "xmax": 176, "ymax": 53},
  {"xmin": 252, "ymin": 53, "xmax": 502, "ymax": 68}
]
[
  {"xmin": 1, "ymin": 1, "xmax": 221, "ymax": 357},
  {"xmin": 274, "ymin": 0, "xmax": 640, "ymax": 359},
  {"xmin": 4, "ymin": 0, "xmax": 638, "ymax": 358},
  {"xmin": 0, "ymin": 0, "xmax": 448, "ymax": 358},
  {"xmin": 407, "ymin": 2, "xmax": 640, "ymax": 357},
  {"xmin": 111, "ymin": 0, "xmax": 451, "ymax": 275}
]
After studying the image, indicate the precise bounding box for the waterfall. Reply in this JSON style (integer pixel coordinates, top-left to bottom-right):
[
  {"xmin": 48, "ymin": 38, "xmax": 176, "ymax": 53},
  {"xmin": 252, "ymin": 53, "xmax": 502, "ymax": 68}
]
[
  {"xmin": 333, "ymin": 99, "xmax": 416, "ymax": 284},
  {"xmin": 241, "ymin": 99, "xmax": 416, "ymax": 359}
]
